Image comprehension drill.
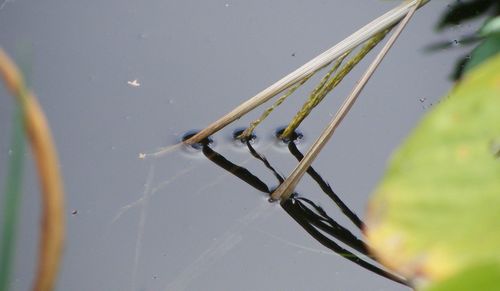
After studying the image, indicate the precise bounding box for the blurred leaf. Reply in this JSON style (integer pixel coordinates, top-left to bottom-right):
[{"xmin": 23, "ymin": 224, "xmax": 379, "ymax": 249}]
[
  {"xmin": 424, "ymin": 262, "xmax": 500, "ymax": 291},
  {"xmin": 480, "ymin": 16, "xmax": 500, "ymax": 36},
  {"xmin": 424, "ymin": 34, "xmax": 481, "ymax": 52},
  {"xmin": 0, "ymin": 106, "xmax": 25, "ymax": 291},
  {"xmin": 437, "ymin": 0, "xmax": 496, "ymax": 30},
  {"xmin": 431, "ymin": 0, "xmax": 499, "ymax": 80},
  {"xmin": 461, "ymin": 16, "xmax": 500, "ymax": 75},
  {"xmin": 365, "ymin": 54, "xmax": 500, "ymax": 286},
  {"xmin": 449, "ymin": 54, "xmax": 470, "ymax": 80},
  {"xmin": 463, "ymin": 36, "xmax": 500, "ymax": 74}
]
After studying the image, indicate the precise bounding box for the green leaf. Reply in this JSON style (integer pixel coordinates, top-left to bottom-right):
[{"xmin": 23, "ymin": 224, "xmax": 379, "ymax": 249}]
[
  {"xmin": 462, "ymin": 17, "xmax": 500, "ymax": 75},
  {"xmin": 436, "ymin": 0, "xmax": 496, "ymax": 30},
  {"xmin": 463, "ymin": 36, "xmax": 500, "ymax": 75},
  {"xmin": 365, "ymin": 54, "xmax": 500, "ymax": 286},
  {"xmin": 480, "ymin": 16, "xmax": 500, "ymax": 37},
  {"xmin": 424, "ymin": 262, "xmax": 500, "ymax": 291}
]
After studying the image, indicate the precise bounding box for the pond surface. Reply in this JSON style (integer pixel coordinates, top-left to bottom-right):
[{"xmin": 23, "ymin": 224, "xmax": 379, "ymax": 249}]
[{"xmin": 0, "ymin": 1, "xmax": 477, "ymax": 290}]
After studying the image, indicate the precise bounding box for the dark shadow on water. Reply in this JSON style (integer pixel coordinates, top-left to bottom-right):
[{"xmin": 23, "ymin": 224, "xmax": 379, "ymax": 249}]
[
  {"xmin": 201, "ymin": 141, "xmax": 271, "ymax": 194},
  {"xmin": 280, "ymin": 197, "xmax": 409, "ymax": 287},
  {"xmin": 287, "ymin": 141, "xmax": 365, "ymax": 230},
  {"xmin": 190, "ymin": 130, "xmax": 411, "ymax": 288}
]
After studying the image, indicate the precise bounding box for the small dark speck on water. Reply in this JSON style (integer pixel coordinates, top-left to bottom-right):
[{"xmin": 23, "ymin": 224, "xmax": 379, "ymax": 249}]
[
  {"xmin": 71, "ymin": 210, "xmax": 78, "ymax": 215},
  {"xmin": 291, "ymin": 52, "xmax": 296, "ymax": 57},
  {"xmin": 419, "ymin": 97, "xmax": 427, "ymax": 103}
]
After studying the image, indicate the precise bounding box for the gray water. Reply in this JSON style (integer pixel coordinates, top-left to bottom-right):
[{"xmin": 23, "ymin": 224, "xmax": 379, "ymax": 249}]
[{"xmin": 0, "ymin": 1, "xmax": 476, "ymax": 290}]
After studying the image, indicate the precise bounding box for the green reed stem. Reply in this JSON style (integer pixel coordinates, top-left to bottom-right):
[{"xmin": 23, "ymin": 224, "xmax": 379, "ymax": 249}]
[
  {"xmin": 281, "ymin": 29, "xmax": 390, "ymax": 139},
  {"xmin": 0, "ymin": 105, "xmax": 25, "ymax": 291},
  {"xmin": 238, "ymin": 74, "xmax": 312, "ymax": 140}
]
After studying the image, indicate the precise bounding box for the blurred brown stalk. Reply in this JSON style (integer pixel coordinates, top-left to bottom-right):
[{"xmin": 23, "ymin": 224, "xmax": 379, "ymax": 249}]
[{"xmin": 0, "ymin": 48, "xmax": 65, "ymax": 291}]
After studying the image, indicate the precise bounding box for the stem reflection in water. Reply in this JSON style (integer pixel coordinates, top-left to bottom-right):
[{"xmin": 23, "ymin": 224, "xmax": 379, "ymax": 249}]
[{"xmin": 189, "ymin": 131, "xmax": 411, "ymax": 288}]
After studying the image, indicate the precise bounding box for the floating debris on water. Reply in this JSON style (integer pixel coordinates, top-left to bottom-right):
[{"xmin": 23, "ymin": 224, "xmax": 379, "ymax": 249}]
[{"xmin": 127, "ymin": 79, "xmax": 141, "ymax": 87}]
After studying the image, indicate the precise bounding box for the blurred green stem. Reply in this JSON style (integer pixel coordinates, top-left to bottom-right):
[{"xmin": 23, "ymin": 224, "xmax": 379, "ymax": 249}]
[{"xmin": 0, "ymin": 105, "xmax": 25, "ymax": 291}]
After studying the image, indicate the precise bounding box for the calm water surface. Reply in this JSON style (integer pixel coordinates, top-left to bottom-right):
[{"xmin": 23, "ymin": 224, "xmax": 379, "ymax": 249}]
[{"xmin": 0, "ymin": 1, "xmax": 476, "ymax": 290}]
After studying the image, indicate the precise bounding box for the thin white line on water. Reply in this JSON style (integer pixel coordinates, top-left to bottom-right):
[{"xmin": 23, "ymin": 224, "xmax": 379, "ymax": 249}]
[
  {"xmin": 254, "ymin": 228, "xmax": 337, "ymax": 257},
  {"xmin": 131, "ymin": 163, "xmax": 155, "ymax": 291},
  {"xmin": 111, "ymin": 165, "xmax": 195, "ymax": 224},
  {"xmin": 165, "ymin": 201, "xmax": 275, "ymax": 291}
]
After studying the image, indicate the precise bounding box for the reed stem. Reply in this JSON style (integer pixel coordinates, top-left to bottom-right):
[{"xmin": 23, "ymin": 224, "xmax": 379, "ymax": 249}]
[
  {"xmin": 271, "ymin": 0, "xmax": 423, "ymax": 201},
  {"xmin": 184, "ymin": 0, "xmax": 429, "ymax": 145}
]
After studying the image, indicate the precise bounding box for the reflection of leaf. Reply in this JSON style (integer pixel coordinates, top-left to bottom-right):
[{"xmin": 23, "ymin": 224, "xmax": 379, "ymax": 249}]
[
  {"xmin": 425, "ymin": 262, "xmax": 500, "ymax": 291},
  {"xmin": 437, "ymin": 0, "xmax": 497, "ymax": 30},
  {"xmin": 365, "ymin": 54, "xmax": 500, "ymax": 287}
]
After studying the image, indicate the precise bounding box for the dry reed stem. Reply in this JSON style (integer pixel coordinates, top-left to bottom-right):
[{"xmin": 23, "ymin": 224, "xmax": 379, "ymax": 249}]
[
  {"xmin": 184, "ymin": 0, "xmax": 429, "ymax": 145},
  {"xmin": 271, "ymin": 0, "xmax": 423, "ymax": 201},
  {"xmin": 0, "ymin": 48, "xmax": 65, "ymax": 291}
]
